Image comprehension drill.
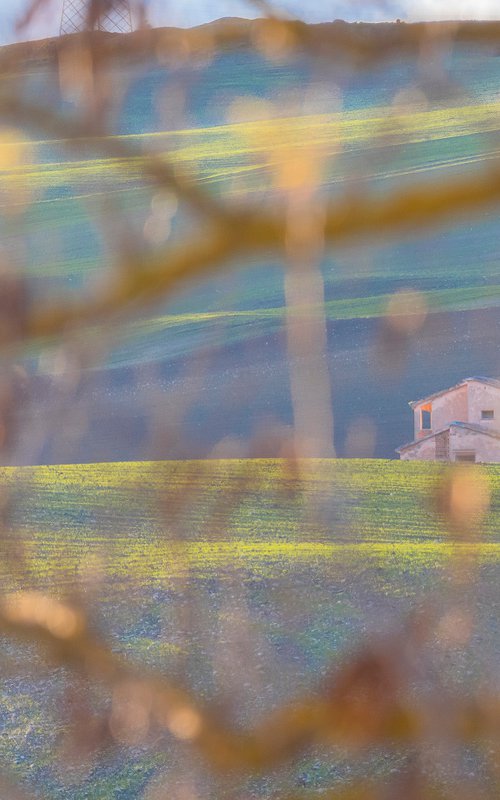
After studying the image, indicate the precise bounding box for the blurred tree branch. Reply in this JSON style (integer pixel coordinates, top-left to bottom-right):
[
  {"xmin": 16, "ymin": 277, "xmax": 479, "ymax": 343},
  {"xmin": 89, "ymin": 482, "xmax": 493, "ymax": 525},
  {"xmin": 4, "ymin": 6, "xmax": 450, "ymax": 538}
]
[
  {"xmin": 0, "ymin": 95, "xmax": 226, "ymax": 223},
  {"xmin": 0, "ymin": 4, "xmax": 499, "ymax": 799},
  {"xmin": 1, "ymin": 592, "xmax": 498, "ymax": 777},
  {"xmin": 0, "ymin": 130, "xmax": 499, "ymax": 345},
  {"xmin": 6, "ymin": 19, "xmax": 500, "ymax": 73}
]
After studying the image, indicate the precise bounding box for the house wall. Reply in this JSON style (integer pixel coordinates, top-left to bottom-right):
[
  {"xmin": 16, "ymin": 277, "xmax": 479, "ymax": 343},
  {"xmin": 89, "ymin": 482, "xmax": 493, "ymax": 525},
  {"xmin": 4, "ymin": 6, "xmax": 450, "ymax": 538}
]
[
  {"xmin": 400, "ymin": 427, "xmax": 500, "ymax": 462},
  {"xmin": 413, "ymin": 384, "xmax": 467, "ymax": 440},
  {"xmin": 449, "ymin": 426, "xmax": 500, "ymax": 463},
  {"xmin": 399, "ymin": 436, "xmax": 436, "ymax": 461},
  {"xmin": 466, "ymin": 381, "xmax": 500, "ymax": 427}
]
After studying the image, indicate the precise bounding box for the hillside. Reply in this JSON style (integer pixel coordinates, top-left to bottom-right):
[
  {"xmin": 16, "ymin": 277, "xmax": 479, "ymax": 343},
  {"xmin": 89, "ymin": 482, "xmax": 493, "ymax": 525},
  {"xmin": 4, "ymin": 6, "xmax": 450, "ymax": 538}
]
[
  {"xmin": 4, "ymin": 459, "xmax": 500, "ymax": 586},
  {"xmin": 1, "ymin": 458, "xmax": 499, "ymax": 797},
  {"xmin": 4, "ymin": 21, "xmax": 500, "ymax": 461},
  {"xmin": 4, "ymin": 17, "xmax": 500, "ymax": 69}
]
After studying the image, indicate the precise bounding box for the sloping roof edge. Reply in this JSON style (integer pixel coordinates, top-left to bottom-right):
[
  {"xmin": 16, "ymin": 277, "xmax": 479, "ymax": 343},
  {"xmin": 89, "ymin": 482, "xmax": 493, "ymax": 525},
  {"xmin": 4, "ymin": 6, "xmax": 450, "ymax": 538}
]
[
  {"xmin": 452, "ymin": 420, "xmax": 500, "ymax": 440},
  {"xmin": 396, "ymin": 424, "xmax": 451, "ymax": 453},
  {"xmin": 409, "ymin": 377, "xmax": 500, "ymax": 409},
  {"xmin": 396, "ymin": 419, "xmax": 500, "ymax": 453}
]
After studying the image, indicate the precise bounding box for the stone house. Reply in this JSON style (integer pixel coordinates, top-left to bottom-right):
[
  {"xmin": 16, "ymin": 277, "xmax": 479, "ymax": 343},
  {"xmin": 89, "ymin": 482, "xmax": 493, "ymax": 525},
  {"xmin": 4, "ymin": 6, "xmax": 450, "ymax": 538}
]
[{"xmin": 396, "ymin": 377, "xmax": 500, "ymax": 462}]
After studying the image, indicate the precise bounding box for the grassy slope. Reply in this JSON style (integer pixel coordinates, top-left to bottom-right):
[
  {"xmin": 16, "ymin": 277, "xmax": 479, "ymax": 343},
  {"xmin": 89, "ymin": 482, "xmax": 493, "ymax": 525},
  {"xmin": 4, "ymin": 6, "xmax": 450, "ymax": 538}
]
[
  {"xmin": 6, "ymin": 34, "xmax": 500, "ymax": 384},
  {"xmin": 3, "ymin": 458, "xmax": 499, "ymax": 590},
  {"xmin": 11, "ymin": 83, "xmax": 500, "ymax": 372},
  {"xmin": 2, "ymin": 458, "xmax": 499, "ymax": 797}
]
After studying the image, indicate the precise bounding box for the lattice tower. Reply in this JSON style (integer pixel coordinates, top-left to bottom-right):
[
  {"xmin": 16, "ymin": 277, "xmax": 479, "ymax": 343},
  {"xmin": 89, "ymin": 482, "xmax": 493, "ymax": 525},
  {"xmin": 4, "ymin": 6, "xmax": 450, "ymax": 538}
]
[{"xmin": 60, "ymin": 0, "xmax": 133, "ymax": 35}]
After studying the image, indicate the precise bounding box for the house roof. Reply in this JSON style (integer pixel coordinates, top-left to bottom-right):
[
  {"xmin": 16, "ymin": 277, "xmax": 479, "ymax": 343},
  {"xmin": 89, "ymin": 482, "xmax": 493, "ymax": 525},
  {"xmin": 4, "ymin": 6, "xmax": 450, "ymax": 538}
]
[
  {"xmin": 409, "ymin": 377, "xmax": 500, "ymax": 408},
  {"xmin": 395, "ymin": 420, "xmax": 500, "ymax": 453}
]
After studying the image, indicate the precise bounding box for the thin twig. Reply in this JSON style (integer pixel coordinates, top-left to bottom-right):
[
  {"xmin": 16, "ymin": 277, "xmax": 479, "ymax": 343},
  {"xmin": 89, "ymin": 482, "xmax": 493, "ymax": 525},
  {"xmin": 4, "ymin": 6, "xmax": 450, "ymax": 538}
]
[
  {"xmin": 0, "ymin": 593, "xmax": 498, "ymax": 774},
  {"xmin": 4, "ymin": 20, "xmax": 500, "ymax": 74},
  {"xmin": 7, "ymin": 159, "xmax": 500, "ymax": 346},
  {"xmin": 0, "ymin": 96, "xmax": 228, "ymax": 224}
]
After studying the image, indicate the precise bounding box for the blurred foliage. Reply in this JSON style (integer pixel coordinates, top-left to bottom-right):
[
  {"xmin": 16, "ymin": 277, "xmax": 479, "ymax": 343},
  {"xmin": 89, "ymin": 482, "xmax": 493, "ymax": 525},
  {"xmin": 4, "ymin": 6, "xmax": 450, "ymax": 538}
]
[{"xmin": 0, "ymin": 2, "xmax": 499, "ymax": 799}]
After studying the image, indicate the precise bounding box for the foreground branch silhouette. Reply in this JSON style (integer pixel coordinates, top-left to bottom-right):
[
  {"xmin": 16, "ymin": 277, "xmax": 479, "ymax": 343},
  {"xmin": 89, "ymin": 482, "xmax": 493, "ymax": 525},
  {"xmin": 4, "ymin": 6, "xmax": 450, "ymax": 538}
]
[{"xmin": 0, "ymin": 3, "xmax": 499, "ymax": 799}]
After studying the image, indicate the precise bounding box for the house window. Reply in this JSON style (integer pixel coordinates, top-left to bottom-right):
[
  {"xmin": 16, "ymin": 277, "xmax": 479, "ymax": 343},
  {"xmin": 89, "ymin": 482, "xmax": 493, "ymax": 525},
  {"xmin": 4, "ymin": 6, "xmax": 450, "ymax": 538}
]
[
  {"xmin": 421, "ymin": 408, "xmax": 432, "ymax": 430},
  {"xmin": 481, "ymin": 410, "xmax": 494, "ymax": 420},
  {"xmin": 455, "ymin": 451, "xmax": 476, "ymax": 462}
]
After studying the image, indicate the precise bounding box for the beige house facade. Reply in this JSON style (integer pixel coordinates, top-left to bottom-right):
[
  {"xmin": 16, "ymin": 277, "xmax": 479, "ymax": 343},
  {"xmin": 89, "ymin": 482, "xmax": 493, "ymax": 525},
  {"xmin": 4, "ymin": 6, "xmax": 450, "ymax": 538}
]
[{"xmin": 397, "ymin": 377, "xmax": 500, "ymax": 463}]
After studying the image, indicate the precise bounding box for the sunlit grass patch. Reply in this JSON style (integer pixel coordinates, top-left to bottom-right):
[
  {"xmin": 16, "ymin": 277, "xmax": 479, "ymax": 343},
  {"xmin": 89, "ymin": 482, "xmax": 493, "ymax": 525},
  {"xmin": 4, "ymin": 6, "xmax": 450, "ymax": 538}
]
[{"xmin": 2, "ymin": 459, "xmax": 500, "ymax": 590}]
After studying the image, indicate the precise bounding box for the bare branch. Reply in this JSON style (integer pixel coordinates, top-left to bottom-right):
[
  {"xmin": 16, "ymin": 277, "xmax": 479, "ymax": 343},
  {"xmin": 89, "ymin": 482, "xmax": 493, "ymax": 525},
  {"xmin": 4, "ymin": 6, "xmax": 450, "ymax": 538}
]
[
  {"xmin": 7, "ymin": 160, "xmax": 500, "ymax": 347},
  {"xmin": 5, "ymin": 20, "xmax": 500, "ymax": 74},
  {"xmin": 0, "ymin": 95, "xmax": 227, "ymax": 224},
  {"xmin": 0, "ymin": 593, "xmax": 498, "ymax": 774}
]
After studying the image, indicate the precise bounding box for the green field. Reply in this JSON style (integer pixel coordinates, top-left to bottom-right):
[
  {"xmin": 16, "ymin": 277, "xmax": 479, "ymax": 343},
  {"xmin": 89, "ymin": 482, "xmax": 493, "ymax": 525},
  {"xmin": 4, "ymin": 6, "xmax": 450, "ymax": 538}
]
[
  {"xmin": 1, "ymin": 458, "xmax": 499, "ymax": 797},
  {"xmin": 11, "ymin": 84, "xmax": 500, "ymax": 375},
  {"xmin": 3, "ymin": 458, "xmax": 500, "ymax": 589},
  {"xmin": 2, "ymin": 458, "xmax": 499, "ymax": 591}
]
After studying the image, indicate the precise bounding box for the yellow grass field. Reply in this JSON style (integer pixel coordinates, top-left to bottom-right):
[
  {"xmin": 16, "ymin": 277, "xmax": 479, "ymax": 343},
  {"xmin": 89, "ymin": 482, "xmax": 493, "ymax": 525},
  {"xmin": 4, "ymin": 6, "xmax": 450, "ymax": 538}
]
[{"xmin": 3, "ymin": 458, "xmax": 499, "ymax": 589}]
